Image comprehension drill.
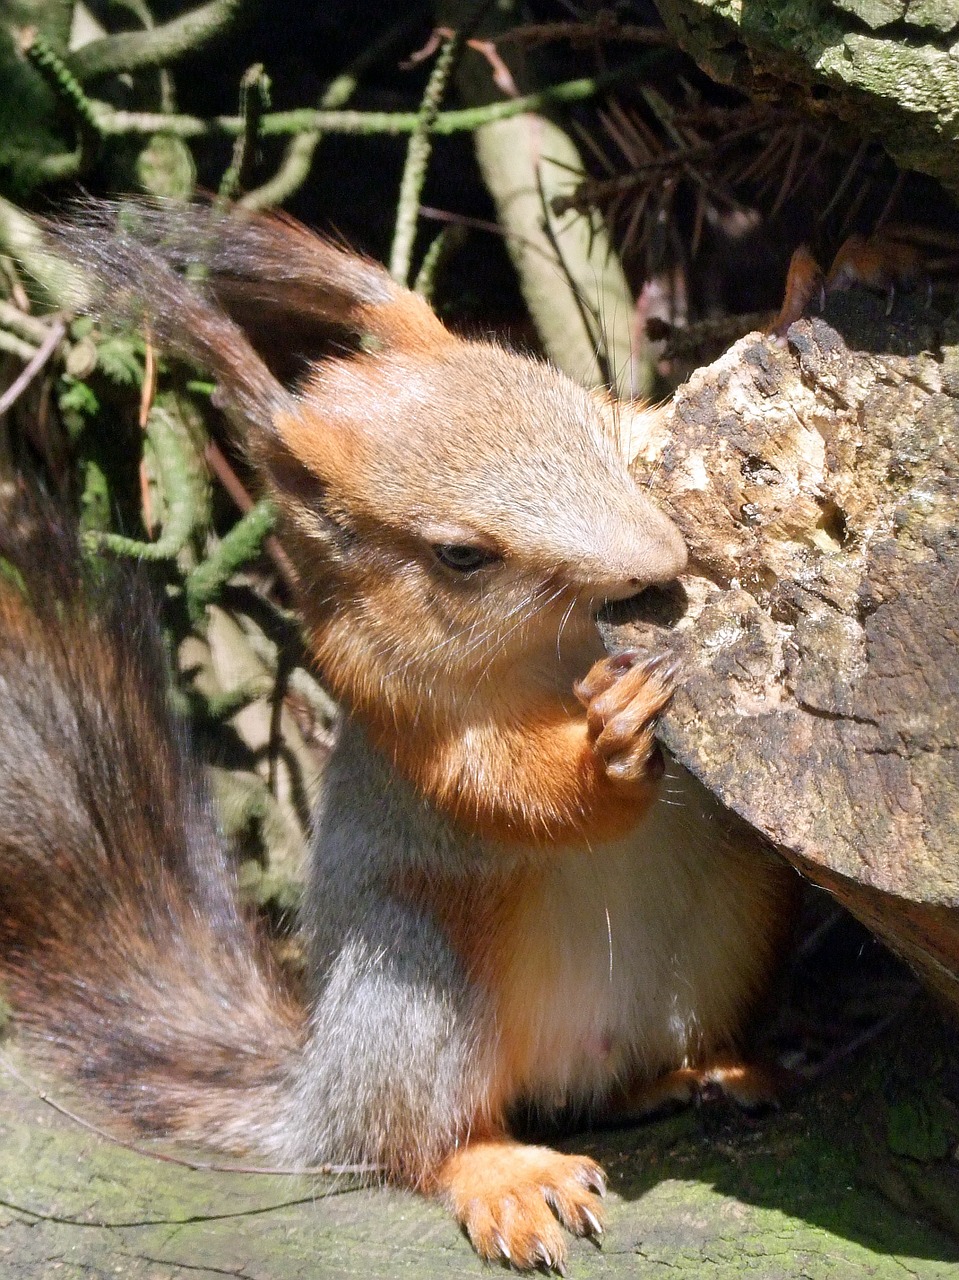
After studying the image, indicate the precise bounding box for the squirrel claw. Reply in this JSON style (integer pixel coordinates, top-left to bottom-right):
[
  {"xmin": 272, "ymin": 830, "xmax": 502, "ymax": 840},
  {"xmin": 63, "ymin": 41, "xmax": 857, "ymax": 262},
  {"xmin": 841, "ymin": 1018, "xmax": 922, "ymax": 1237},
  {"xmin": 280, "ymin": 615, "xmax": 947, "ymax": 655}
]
[
  {"xmin": 578, "ymin": 650, "xmax": 677, "ymax": 786},
  {"xmin": 493, "ymin": 1232, "xmax": 512, "ymax": 1262},
  {"xmin": 533, "ymin": 1240, "xmax": 554, "ymax": 1271},
  {"xmin": 437, "ymin": 1141, "xmax": 606, "ymax": 1272},
  {"xmin": 581, "ymin": 1206, "xmax": 604, "ymax": 1238},
  {"xmin": 573, "ymin": 648, "xmax": 640, "ymax": 706}
]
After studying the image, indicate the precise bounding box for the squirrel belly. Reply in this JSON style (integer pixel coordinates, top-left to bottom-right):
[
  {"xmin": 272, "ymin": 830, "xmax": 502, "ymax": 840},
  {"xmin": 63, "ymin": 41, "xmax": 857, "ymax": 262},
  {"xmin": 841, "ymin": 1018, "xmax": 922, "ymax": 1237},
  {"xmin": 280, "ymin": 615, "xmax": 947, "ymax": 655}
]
[{"xmin": 336, "ymin": 724, "xmax": 789, "ymax": 1130}]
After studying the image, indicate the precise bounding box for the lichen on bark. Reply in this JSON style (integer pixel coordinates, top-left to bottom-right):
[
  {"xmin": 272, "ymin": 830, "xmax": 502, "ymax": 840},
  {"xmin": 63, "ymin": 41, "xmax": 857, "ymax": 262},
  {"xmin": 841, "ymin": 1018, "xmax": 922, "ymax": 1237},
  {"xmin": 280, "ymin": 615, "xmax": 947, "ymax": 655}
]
[{"xmin": 653, "ymin": 0, "xmax": 959, "ymax": 198}]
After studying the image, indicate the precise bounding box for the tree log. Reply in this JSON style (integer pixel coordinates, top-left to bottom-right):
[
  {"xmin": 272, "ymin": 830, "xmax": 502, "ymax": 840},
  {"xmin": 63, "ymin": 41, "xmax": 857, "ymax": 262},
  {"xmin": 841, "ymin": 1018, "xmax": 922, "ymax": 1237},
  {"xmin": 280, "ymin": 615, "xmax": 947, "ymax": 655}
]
[{"xmin": 614, "ymin": 287, "xmax": 959, "ymax": 1012}]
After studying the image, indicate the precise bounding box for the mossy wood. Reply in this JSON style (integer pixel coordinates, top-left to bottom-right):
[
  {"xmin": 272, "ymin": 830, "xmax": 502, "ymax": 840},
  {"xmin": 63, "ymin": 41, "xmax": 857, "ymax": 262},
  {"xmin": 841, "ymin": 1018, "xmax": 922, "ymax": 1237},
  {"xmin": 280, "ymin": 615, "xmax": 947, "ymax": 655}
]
[
  {"xmin": 2, "ymin": 1009, "xmax": 958, "ymax": 1278},
  {"xmin": 618, "ymin": 287, "xmax": 959, "ymax": 1011},
  {"xmin": 653, "ymin": 0, "xmax": 959, "ymax": 198}
]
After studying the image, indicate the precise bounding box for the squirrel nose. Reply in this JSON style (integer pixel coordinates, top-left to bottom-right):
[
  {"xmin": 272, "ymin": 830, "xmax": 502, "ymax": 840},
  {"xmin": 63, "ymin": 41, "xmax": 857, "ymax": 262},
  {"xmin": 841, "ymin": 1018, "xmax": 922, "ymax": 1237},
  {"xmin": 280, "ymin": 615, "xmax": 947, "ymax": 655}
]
[
  {"xmin": 590, "ymin": 515, "xmax": 687, "ymax": 602},
  {"xmin": 641, "ymin": 508, "xmax": 688, "ymax": 583}
]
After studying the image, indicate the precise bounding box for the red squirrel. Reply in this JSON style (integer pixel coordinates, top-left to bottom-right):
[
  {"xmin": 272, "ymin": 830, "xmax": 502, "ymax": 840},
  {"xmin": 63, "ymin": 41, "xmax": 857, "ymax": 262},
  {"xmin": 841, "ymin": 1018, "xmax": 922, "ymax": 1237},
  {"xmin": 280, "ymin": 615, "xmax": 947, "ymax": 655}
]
[{"xmin": 0, "ymin": 203, "xmax": 794, "ymax": 1271}]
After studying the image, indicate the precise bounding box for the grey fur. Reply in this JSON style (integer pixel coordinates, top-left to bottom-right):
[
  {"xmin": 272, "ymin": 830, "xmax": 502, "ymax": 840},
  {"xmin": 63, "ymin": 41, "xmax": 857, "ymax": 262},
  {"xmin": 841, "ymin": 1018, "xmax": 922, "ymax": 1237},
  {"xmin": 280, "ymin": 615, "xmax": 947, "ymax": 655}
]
[{"xmin": 288, "ymin": 721, "xmax": 495, "ymax": 1170}]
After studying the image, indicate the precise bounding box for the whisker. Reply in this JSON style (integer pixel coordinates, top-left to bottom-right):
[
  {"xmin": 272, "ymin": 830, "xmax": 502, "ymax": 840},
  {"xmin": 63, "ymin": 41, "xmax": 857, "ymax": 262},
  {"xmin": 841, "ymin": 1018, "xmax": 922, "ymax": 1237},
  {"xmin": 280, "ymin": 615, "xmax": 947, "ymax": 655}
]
[
  {"xmin": 554, "ymin": 587, "xmax": 580, "ymax": 664},
  {"xmin": 464, "ymin": 583, "xmax": 566, "ymax": 706},
  {"xmin": 384, "ymin": 583, "xmax": 548, "ymax": 682},
  {"xmin": 454, "ymin": 589, "xmax": 548, "ymax": 668}
]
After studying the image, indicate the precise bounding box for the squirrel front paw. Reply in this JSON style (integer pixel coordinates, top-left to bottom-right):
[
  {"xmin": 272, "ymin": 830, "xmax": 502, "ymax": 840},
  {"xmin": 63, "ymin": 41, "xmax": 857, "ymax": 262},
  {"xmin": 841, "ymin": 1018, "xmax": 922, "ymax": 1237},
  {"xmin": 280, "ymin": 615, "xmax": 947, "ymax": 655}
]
[
  {"xmin": 436, "ymin": 1140, "xmax": 606, "ymax": 1271},
  {"xmin": 574, "ymin": 650, "xmax": 678, "ymax": 786}
]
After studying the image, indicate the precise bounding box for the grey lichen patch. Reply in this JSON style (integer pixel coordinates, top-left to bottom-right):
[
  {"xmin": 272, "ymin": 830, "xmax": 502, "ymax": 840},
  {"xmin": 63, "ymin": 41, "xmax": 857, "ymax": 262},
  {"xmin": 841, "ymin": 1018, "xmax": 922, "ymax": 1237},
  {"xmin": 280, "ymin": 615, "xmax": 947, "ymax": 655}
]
[
  {"xmin": 832, "ymin": 0, "xmax": 907, "ymax": 28},
  {"xmin": 834, "ymin": 0, "xmax": 959, "ymax": 33}
]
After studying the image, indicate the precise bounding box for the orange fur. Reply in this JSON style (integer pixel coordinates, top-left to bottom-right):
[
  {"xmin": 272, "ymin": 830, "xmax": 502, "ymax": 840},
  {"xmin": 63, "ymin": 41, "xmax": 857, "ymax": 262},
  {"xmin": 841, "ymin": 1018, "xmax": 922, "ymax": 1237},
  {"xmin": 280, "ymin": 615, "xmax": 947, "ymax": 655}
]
[
  {"xmin": 770, "ymin": 244, "xmax": 824, "ymax": 335},
  {"xmin": 433, "ymin": 1140, "xmax": 606, "ymax": 1268},
  {"xmin": 372, "ymin": 695, "xmax": 658, "ymax": 846},
  {"xmin": 610, "ymin": 1053, "xmax": 793, "ymax": 1118}
]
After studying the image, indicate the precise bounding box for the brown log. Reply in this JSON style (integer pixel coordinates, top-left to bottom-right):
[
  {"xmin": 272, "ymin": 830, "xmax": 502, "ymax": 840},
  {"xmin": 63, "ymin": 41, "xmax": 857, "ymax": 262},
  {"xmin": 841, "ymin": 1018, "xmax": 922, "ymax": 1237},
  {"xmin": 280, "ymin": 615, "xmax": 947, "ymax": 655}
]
[{"xmin": 614, "ymin": 287, "xmax": 959, "ymax": 1012}]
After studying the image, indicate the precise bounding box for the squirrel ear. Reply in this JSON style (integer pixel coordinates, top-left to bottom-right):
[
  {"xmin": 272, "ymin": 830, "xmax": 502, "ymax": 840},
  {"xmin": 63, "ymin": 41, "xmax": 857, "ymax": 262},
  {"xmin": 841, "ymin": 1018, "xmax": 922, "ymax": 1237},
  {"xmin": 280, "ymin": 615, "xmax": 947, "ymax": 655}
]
[
  {"xmin": 52, "ymin": 198, "xmax": 449, "ymax": 418},
  {"xmin": 253, "ymin": 421, "xmax": 376, "ymax": 575},
  {"xmin": 254, "ymin": 434, "xmax": 327, "ymax": 510},
  {"xmin": 51, "ymin": 201, "xmax": 295, "ymax": 439},
  {"xmin": 254, "ymin": 399, "xmax": 360, "ymax": 515},
  {"xmin": 592, "ymin": 392, "xmax": 669, "ymax": 469}
]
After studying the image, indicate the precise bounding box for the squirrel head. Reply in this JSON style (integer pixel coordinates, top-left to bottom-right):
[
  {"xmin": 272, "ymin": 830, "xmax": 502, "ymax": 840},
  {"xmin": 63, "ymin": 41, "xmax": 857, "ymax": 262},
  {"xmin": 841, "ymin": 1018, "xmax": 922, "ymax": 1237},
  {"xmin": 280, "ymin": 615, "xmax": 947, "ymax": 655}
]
[
  {"xmin": 267, "ymin": 333, "xmax": 685, "ymax": 712},
  {"xmin": 58, "ymin": 203, "xmax": 686, "ymax": 715}
]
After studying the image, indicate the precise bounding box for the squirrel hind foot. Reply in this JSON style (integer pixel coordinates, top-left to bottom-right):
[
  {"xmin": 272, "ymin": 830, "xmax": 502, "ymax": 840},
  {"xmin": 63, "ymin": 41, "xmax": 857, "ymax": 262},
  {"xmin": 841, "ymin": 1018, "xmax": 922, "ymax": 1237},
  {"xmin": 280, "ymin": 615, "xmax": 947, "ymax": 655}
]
[
  {"xmin": 608, "ymin": 1054, "xmax": 794, "ymax": 1123},
  {"xmin": 434, "ymin": 1139, "xmax": 606, "ymax": 1272}
]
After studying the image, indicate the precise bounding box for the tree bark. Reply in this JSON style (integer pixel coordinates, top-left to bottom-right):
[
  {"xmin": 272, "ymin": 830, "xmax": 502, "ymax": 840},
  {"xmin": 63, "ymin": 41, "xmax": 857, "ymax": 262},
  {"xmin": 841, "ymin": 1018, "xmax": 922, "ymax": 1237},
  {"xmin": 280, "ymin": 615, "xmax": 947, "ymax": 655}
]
[{"xmin": 614, "ymin": 286, "xmax": 959, "ymax": 1012}]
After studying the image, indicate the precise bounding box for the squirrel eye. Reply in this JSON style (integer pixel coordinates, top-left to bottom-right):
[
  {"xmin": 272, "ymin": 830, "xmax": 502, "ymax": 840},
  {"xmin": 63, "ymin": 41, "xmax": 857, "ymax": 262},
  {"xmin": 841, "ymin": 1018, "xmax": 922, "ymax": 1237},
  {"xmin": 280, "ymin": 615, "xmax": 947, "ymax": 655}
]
[{"xmin": 432, "ymin": 544, "xmax": 500, "ymax": 574}]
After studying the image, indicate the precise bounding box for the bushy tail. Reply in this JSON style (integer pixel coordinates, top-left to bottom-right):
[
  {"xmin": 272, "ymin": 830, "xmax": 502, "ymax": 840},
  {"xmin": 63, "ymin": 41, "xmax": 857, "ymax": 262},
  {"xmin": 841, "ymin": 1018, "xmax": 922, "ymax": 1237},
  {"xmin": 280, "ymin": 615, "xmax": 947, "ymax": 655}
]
[{"xmin": 0, "ymin": 492, "xmax": 304, "ymax": 1152}]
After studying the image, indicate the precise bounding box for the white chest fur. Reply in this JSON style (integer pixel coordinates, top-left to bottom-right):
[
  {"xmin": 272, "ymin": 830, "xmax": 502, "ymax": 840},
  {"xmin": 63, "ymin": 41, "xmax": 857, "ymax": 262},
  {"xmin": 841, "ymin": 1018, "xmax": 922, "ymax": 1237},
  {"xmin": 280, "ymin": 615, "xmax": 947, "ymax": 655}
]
[{"xmin": 491, "ymin": 766, "xmax": 768, "ymax": 1109}]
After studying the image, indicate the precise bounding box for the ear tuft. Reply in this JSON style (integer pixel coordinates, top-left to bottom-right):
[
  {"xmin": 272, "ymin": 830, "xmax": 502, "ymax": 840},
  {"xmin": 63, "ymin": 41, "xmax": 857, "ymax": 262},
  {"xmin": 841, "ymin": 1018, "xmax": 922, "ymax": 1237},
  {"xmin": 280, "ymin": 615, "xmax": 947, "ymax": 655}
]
[
  {"xmin": 50, "ymin": 199, "xmax": 449, "ymax": 415},
  {"xmin": 47, "ymin": 200, "xmax": 292, "ymax": 437}
]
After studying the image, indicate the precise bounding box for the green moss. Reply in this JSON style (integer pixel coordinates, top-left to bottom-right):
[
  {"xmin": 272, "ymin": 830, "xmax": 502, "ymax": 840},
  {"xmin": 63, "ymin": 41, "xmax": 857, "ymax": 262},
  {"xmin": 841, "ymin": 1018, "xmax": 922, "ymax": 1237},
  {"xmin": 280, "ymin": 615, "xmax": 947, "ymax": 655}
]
[{"xmin": 2, "ymin": 1002, "xmax": 957, "ymax": 1277}]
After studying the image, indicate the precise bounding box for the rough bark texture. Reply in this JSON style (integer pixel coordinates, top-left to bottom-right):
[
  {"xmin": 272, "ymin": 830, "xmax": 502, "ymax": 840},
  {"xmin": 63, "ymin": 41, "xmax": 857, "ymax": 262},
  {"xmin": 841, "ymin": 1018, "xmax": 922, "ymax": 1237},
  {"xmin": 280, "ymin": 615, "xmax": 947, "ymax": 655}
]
[
  {"xmin": 653, "ymin": 0, "xmax": 959, "ymax": 199},
  {"xmin": 612, "ymin": 286, "xmax": 959, "ymax": 1012}
]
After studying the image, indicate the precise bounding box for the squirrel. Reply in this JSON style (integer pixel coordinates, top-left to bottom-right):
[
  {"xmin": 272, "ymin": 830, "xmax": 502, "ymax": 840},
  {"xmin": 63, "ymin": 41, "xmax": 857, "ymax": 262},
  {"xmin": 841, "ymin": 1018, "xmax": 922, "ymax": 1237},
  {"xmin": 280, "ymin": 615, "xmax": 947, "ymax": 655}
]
[{"xmin": 0, "ymin": 203, "xmax": 795, "ymax": 1272}]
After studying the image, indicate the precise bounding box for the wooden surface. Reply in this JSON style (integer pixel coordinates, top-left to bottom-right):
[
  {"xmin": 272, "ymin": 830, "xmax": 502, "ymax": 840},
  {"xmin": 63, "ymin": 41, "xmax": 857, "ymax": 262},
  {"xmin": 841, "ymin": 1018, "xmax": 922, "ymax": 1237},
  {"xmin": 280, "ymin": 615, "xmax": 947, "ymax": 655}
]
[
  {"xmin": 613, "ymin": 286, "xmax": 959, "ymax": 1011},
  {"xmin": 653, "ymin": 0, "xmax": 959, "ymax": 198},
  {"xmin": 2, "ymin": 1001, "xmax": 958, "ymax": 1278}
]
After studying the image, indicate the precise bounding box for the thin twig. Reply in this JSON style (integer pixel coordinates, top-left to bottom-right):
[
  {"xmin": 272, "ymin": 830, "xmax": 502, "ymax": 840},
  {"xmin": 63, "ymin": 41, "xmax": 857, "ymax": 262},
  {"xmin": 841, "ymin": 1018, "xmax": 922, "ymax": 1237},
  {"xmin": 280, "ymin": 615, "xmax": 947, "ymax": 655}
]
[
  {"xmin": 0, "ymin": 331, "xmax": 39, "ymax": 363},
  {"xmin": 66, "ymin": 0, "xmax": 248, "ymax": 82},
  {"xmin": 204, "ymin": 439, "xmax": 296, "ymax": 591},
  {"xmin": 494, "ymin": 19, "xmax": 671, "ymax": 49},
  {"xmin": 267, "ymin": 642, "xmax": 296, "ymax": 795},
  {"xmin": 819, "ymin": 137, "xmax": 870, "ymax": 225},
  {"xmin": 19, "ymin": 28, "xmax": 99, "ymax": 173},
  {"xmin": 88, "ymin": 66, "xmax": 642, "ymax": 140},
  {"xmin": 218, "ymin": 63, "xmax": 271, "ymax": 202},
  {"xmin": 0, "ymin": 318, "xmax": 65, "ymax": 416},
  {"xmin": 390, "ymin": 33, "xmax": 463, "ymax": 284},
  {"xmin": 405, "ymin": 26, "xmax": 518, "ymax": 96},
  {"xmin": 769, "ymin": 123, "xmax": 805, "ymax": 218},
  {"xmin": 111, "ymin": 0, "xmax": 177, "ymax": 112},
  {"xmin": 0, "ymin": 300, "xmax": 52, "ymax": 345},
  {"xmin": 534, "ymin": 165, "xmax": 611, "ymax": 389},
  {"xmin": 19, "ymin": 29, "xmax": 100, "ymax": 133},
  {"xmin": 139, "ymin": 330, "xmax": 158, "ymax": 534},
  {"xmin": 0, "ymin": 256, "xmax": 32, "ymax": 312},
  {"xmin": 557, "ymin": 117, "xmax": 772, "ymax": 216},
  {"xmin": 418, "ymin": 205, "xmax": 567, "ymax": 266},
  {"xmin": 414, "ymin": 226, "xmax": 464, "ymax": 298},
  {"xmin": 240, "ymin": 12, "xmax": 422, "ymax": 211}
]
